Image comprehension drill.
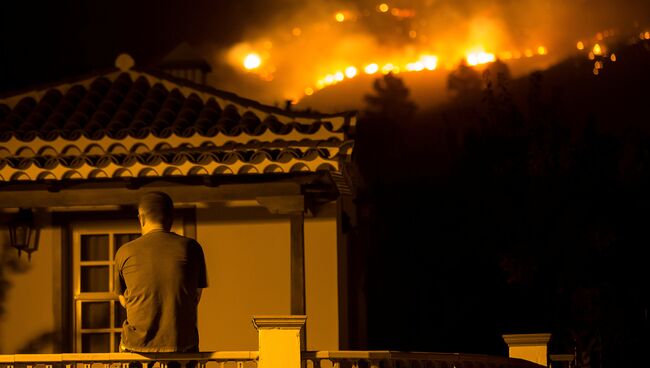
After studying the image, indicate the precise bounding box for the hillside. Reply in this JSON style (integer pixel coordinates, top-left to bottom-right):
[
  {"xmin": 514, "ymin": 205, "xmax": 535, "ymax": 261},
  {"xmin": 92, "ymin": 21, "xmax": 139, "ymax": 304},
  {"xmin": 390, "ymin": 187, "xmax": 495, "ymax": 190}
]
[{"xmin": 297, "ymin": 39, "xmax": 649, "ymax": 121}]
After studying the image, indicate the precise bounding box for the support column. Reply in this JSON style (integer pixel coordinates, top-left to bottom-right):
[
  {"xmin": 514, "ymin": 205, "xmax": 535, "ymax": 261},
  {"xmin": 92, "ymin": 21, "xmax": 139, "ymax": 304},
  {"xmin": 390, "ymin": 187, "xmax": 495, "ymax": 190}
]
[
  {"xmin": 253, "ymin": 315, "xmax": 307, "ymax": 368},
  {"xmin": 290, "ymin": 214, "xmax": 307, "ymax": 349},
  {"xmin": 290, "ymin": 213, "xmax": 306, "ymax": 316}
]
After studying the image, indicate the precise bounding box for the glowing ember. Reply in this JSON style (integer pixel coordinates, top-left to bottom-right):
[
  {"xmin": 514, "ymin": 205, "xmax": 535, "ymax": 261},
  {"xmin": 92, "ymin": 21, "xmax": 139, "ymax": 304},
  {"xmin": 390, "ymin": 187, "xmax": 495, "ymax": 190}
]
[
  {"xmin": 593, "ymin": 43, "xmax": 603, "ymax": 55},
  {"xmin": 390, "ymin": 7, "xmax": 416, "ymax": 18},
  {"xmin": 381, "ymin": 63, "xmax": 395, "ymax": 74},
  {"xmin": 610, "ymin": 53, "xmax": 617, "ymax": 62},
  {"xmin": 378, "ymin": 3, "xmax": 389, "ymax": 13},
  {"xmin": 335, "ymin": 12, "xmax": 345, "ymax": 22},
  {"xmin": 577, "ymin": 41, "xmax": 584, "ymax": 50},
  {"xmin": 365, "ymin": 63, "xmax": 379, "ymax": 74},
  {"xmin": 304, "ymin": 87, "xmax": 314, "ymax": 96},
  {"xmin": 345, "ymin": 66, "xmax": 358, "ymax": 78},
  {"xmin": 421, "ymin": 55, "xmax": 438, "ymax": 70},
  {"xmin": 466, "ymin": 51, "xmax": 496, "ymax": 66},
  {"xmin": 406, "ymin": 61, "xmax": 424, "ymax": 72},
  {"xmin": 537, "ymin": 46, "xmax": 547, "ymax": 55},
  {"xmin": 243, "ymin": 53, "xmax": 262, "ymax": 70}
]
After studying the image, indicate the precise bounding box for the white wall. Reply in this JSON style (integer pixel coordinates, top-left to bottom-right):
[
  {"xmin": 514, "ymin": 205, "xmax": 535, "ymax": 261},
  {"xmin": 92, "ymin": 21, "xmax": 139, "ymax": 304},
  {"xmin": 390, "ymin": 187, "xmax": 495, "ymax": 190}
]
[
  {"xmin": 0, "ymin": 216, "xmax": 57, "ymax": 353},
  {"xmin": 195, "ymin": 202, "xmax": 342, "ymax": 351},
  {"xmin": 196, "ymin": 206, "xmax": 291, "ymax": 351}
]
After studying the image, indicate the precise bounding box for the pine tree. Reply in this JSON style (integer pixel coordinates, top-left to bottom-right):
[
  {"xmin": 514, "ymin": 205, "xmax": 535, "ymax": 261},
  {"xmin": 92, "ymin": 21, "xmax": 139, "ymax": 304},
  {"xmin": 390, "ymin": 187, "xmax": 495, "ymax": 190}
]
[{"xmin": 364, "ymin": 73, "xmax": 416, "ymax": 122}]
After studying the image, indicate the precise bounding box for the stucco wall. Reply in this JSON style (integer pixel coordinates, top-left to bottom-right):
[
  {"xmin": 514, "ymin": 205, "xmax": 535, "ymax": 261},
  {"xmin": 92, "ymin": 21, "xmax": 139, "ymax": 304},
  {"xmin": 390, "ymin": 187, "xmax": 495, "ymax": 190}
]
[
  {"xmin": 196, "ymin": 205, "xmax": 292, "ymax": 351},
  {"xmin": 0, "ymin": 213, "xmax": 57, "ymax": 353},
  {"xmin": 196, "ymin": 202, "xmax": 341, "ymax": 351}
]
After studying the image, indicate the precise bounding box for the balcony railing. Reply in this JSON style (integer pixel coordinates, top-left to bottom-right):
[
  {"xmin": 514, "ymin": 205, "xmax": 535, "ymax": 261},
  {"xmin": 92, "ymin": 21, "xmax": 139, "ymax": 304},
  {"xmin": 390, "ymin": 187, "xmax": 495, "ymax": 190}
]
[
  {"xmin": 303, "ymin": 351, "xmax": 545, "ymax": 368},
  {"xmin": 0, "ymin": 351, "xmax": 544, "ymax": 368},
  {"xmin": 0, "ymin": 352, "xmax": 259, "ymax": 368},
  {"xmin": 0, "ymin": 316, "xmax": 544, "ymax": 368}
]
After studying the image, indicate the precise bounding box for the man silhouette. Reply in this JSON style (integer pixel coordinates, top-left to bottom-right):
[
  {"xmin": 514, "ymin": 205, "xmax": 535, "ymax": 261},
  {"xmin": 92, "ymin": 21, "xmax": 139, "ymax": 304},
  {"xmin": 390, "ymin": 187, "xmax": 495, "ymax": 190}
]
[{"xmin": 115, "ymin": 191, "xmax": 207, "ymax": 352}]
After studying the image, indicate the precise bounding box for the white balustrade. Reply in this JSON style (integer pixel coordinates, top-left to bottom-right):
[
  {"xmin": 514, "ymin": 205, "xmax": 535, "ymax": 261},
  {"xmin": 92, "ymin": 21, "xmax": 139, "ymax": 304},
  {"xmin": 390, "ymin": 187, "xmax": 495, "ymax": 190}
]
[
  {"xmin": 0, "ymin": 316, "xmax": 545, "ymax": 368},
  {"xmin": 0, "ymin": 351, "xmax": 258, "ymax": 368}
]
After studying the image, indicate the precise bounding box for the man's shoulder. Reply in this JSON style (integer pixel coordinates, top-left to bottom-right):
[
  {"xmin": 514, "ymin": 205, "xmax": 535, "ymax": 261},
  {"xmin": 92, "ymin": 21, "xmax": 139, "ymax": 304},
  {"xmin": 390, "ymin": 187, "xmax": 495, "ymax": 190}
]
[
  {"xmin": 154, "ymin": 232, "xmax": 203, "ymax": 248},
  {"xmin": 163, "ymin": 231, "xmax": 197, "ymax": 242},
  {"xmin": 116, "ymin": 232, "xmax": 202, "ymax": 252},
  {"xmin": 115, "ymin": 237, "xmax": 141, "ymax": 258},
  {"xmin": 171, "ymin": 234, "xmax": 204, "ymax": 255}
]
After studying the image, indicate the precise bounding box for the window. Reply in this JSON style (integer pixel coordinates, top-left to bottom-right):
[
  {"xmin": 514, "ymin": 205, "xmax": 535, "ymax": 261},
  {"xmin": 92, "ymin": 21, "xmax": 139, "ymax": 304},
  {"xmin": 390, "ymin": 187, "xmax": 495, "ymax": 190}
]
[{"xmin": 72, "ymin": 223, "xmax": 138, "ymax": 352}]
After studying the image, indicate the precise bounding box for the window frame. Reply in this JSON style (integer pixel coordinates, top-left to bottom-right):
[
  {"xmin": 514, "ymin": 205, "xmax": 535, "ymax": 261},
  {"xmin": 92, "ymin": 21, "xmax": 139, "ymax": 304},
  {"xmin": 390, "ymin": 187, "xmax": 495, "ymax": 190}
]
[{"xmin": 72, "ymin": 221, "xmax": 141, "ymax": 352}]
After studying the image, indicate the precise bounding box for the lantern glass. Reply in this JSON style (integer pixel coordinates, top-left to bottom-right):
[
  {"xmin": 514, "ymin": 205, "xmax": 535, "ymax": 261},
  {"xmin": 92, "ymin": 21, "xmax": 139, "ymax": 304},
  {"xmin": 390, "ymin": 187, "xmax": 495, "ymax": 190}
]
[{"xmin": 8, "ymin": 208, "xmax": 38, "ymax": 259}]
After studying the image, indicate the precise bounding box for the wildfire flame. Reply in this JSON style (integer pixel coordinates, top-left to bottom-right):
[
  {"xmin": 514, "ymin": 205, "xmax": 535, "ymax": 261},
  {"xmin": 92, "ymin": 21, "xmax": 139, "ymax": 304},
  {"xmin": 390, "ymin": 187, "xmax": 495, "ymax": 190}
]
[
  {"xmin": 236, "ymin": 41, "xmax": 549, "ymax": 100},
  {"xmin": 243, "ymin": 53, "xmax": 262, "ymax": 70},
  {"xmin": 466, "ymin": 51, "xmax": 496, "ymax": 66},
  {"xmin": 215, "ymin": 1, "xmax": 650, "ymax": 104}
]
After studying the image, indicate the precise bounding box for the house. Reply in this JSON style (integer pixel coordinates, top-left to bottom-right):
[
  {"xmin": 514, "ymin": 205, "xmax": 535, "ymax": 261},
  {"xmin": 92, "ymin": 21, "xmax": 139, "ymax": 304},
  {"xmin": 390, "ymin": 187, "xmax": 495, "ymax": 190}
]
[{"xmin": 0, "ymin": 52, "xmax": 359, "ymax": 354}]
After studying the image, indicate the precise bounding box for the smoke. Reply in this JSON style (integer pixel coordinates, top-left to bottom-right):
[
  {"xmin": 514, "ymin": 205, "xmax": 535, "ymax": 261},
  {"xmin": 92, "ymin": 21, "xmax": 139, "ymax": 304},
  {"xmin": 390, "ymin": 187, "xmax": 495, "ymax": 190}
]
[{"xmin": 205, "ymin": 0, "xmax": 650, "ymax": 107}]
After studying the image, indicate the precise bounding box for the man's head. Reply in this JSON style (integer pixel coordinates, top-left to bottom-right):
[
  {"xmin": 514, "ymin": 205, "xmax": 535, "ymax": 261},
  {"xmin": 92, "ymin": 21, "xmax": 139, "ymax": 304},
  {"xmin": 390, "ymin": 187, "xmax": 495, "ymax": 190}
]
[{"xmin": 138, "ymin": 191, "xmax": 174, "ymax": 231}]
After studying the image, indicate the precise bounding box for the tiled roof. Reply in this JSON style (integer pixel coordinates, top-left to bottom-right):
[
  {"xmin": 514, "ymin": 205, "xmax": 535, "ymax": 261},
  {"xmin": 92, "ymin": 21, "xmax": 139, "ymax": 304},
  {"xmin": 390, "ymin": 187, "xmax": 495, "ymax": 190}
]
[{"xmin": 0, "ymin": 69, "xmax": 355, "ymax": 183}]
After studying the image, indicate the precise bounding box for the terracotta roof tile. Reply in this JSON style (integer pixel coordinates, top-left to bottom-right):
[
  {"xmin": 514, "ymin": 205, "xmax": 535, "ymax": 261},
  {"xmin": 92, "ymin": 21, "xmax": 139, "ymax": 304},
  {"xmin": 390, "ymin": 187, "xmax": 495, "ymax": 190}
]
[
  {"xmin": 0, "ymin": 69, "xmax": 356, "ymax": 183},
  {"xmin": 0, "ymin": 72, "xmax": 351, "ymax": 142}
]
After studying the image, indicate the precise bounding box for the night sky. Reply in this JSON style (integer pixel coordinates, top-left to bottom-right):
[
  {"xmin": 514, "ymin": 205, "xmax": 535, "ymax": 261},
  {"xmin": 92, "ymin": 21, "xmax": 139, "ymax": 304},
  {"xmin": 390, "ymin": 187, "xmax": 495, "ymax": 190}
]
[
  {"xmin": 2, "ymin": 1, "xmax": 650, "ymax": 365},
  {"xmin": 1, "ymin": 0, "xmax": 244, "ymax": 93}
]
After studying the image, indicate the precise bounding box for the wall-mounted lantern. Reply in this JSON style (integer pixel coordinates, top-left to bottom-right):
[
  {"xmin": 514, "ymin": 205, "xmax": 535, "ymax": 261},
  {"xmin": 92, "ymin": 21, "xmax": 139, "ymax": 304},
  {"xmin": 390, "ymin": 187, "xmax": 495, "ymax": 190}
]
[{"xmin": 8, "ymin": 208, "xmax": 39, "ymax": 260}]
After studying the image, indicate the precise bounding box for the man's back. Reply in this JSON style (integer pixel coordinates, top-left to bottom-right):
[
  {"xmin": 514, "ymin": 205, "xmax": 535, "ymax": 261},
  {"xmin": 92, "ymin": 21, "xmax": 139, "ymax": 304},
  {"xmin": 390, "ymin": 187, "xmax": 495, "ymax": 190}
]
[{"xmin": 115, "ymin": 230, "xmax": 207, "ymax": 352}]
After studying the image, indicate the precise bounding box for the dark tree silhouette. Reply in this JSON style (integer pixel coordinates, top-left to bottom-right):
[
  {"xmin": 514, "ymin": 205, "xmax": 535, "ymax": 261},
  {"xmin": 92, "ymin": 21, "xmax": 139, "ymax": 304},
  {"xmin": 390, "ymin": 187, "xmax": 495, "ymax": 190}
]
[
  {"xmin": 483, "ymin": 59, "xmax": 512, "ymax": 88},
  {"xmin": 364, "ymin": 72, "xmax": 417, "ymax": 122},
  {"xmin": 353, "ymin": 39, "xmax": 650, "ymax": 364},
  {"xmin": 447, "ymin": 62, "xmax": 482, "ymax": 101}
]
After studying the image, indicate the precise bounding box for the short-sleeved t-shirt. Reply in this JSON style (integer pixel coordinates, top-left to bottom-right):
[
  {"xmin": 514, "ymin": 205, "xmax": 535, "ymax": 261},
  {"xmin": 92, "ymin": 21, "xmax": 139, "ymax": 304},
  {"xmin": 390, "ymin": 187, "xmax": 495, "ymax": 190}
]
[{"xmin": 114, "ymin": 230, "xmax": 208, "ymax": 352}]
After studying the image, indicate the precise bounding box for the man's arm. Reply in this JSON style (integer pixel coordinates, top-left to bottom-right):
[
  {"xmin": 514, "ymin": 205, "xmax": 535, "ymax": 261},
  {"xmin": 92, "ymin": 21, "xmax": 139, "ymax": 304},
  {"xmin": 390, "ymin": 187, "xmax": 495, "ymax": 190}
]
[
  {"xmin": 194, "ymin": 240, "xmax": 208, "ymax": 304},
  {"xmin": 114, "ymin": 252, "xmax": 127, "ymax": 308}
]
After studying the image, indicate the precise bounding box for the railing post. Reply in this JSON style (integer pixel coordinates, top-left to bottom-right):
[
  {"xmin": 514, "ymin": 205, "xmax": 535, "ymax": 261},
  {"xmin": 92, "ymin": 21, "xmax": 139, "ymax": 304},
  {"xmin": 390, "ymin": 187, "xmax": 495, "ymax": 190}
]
[
  {"xmin": 502, "ymin": 333, "xmax": 551, "ymax": 367},
  {"xmin": 253, "ymin": 315, "xmax": 307, "ymax": 368}
]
